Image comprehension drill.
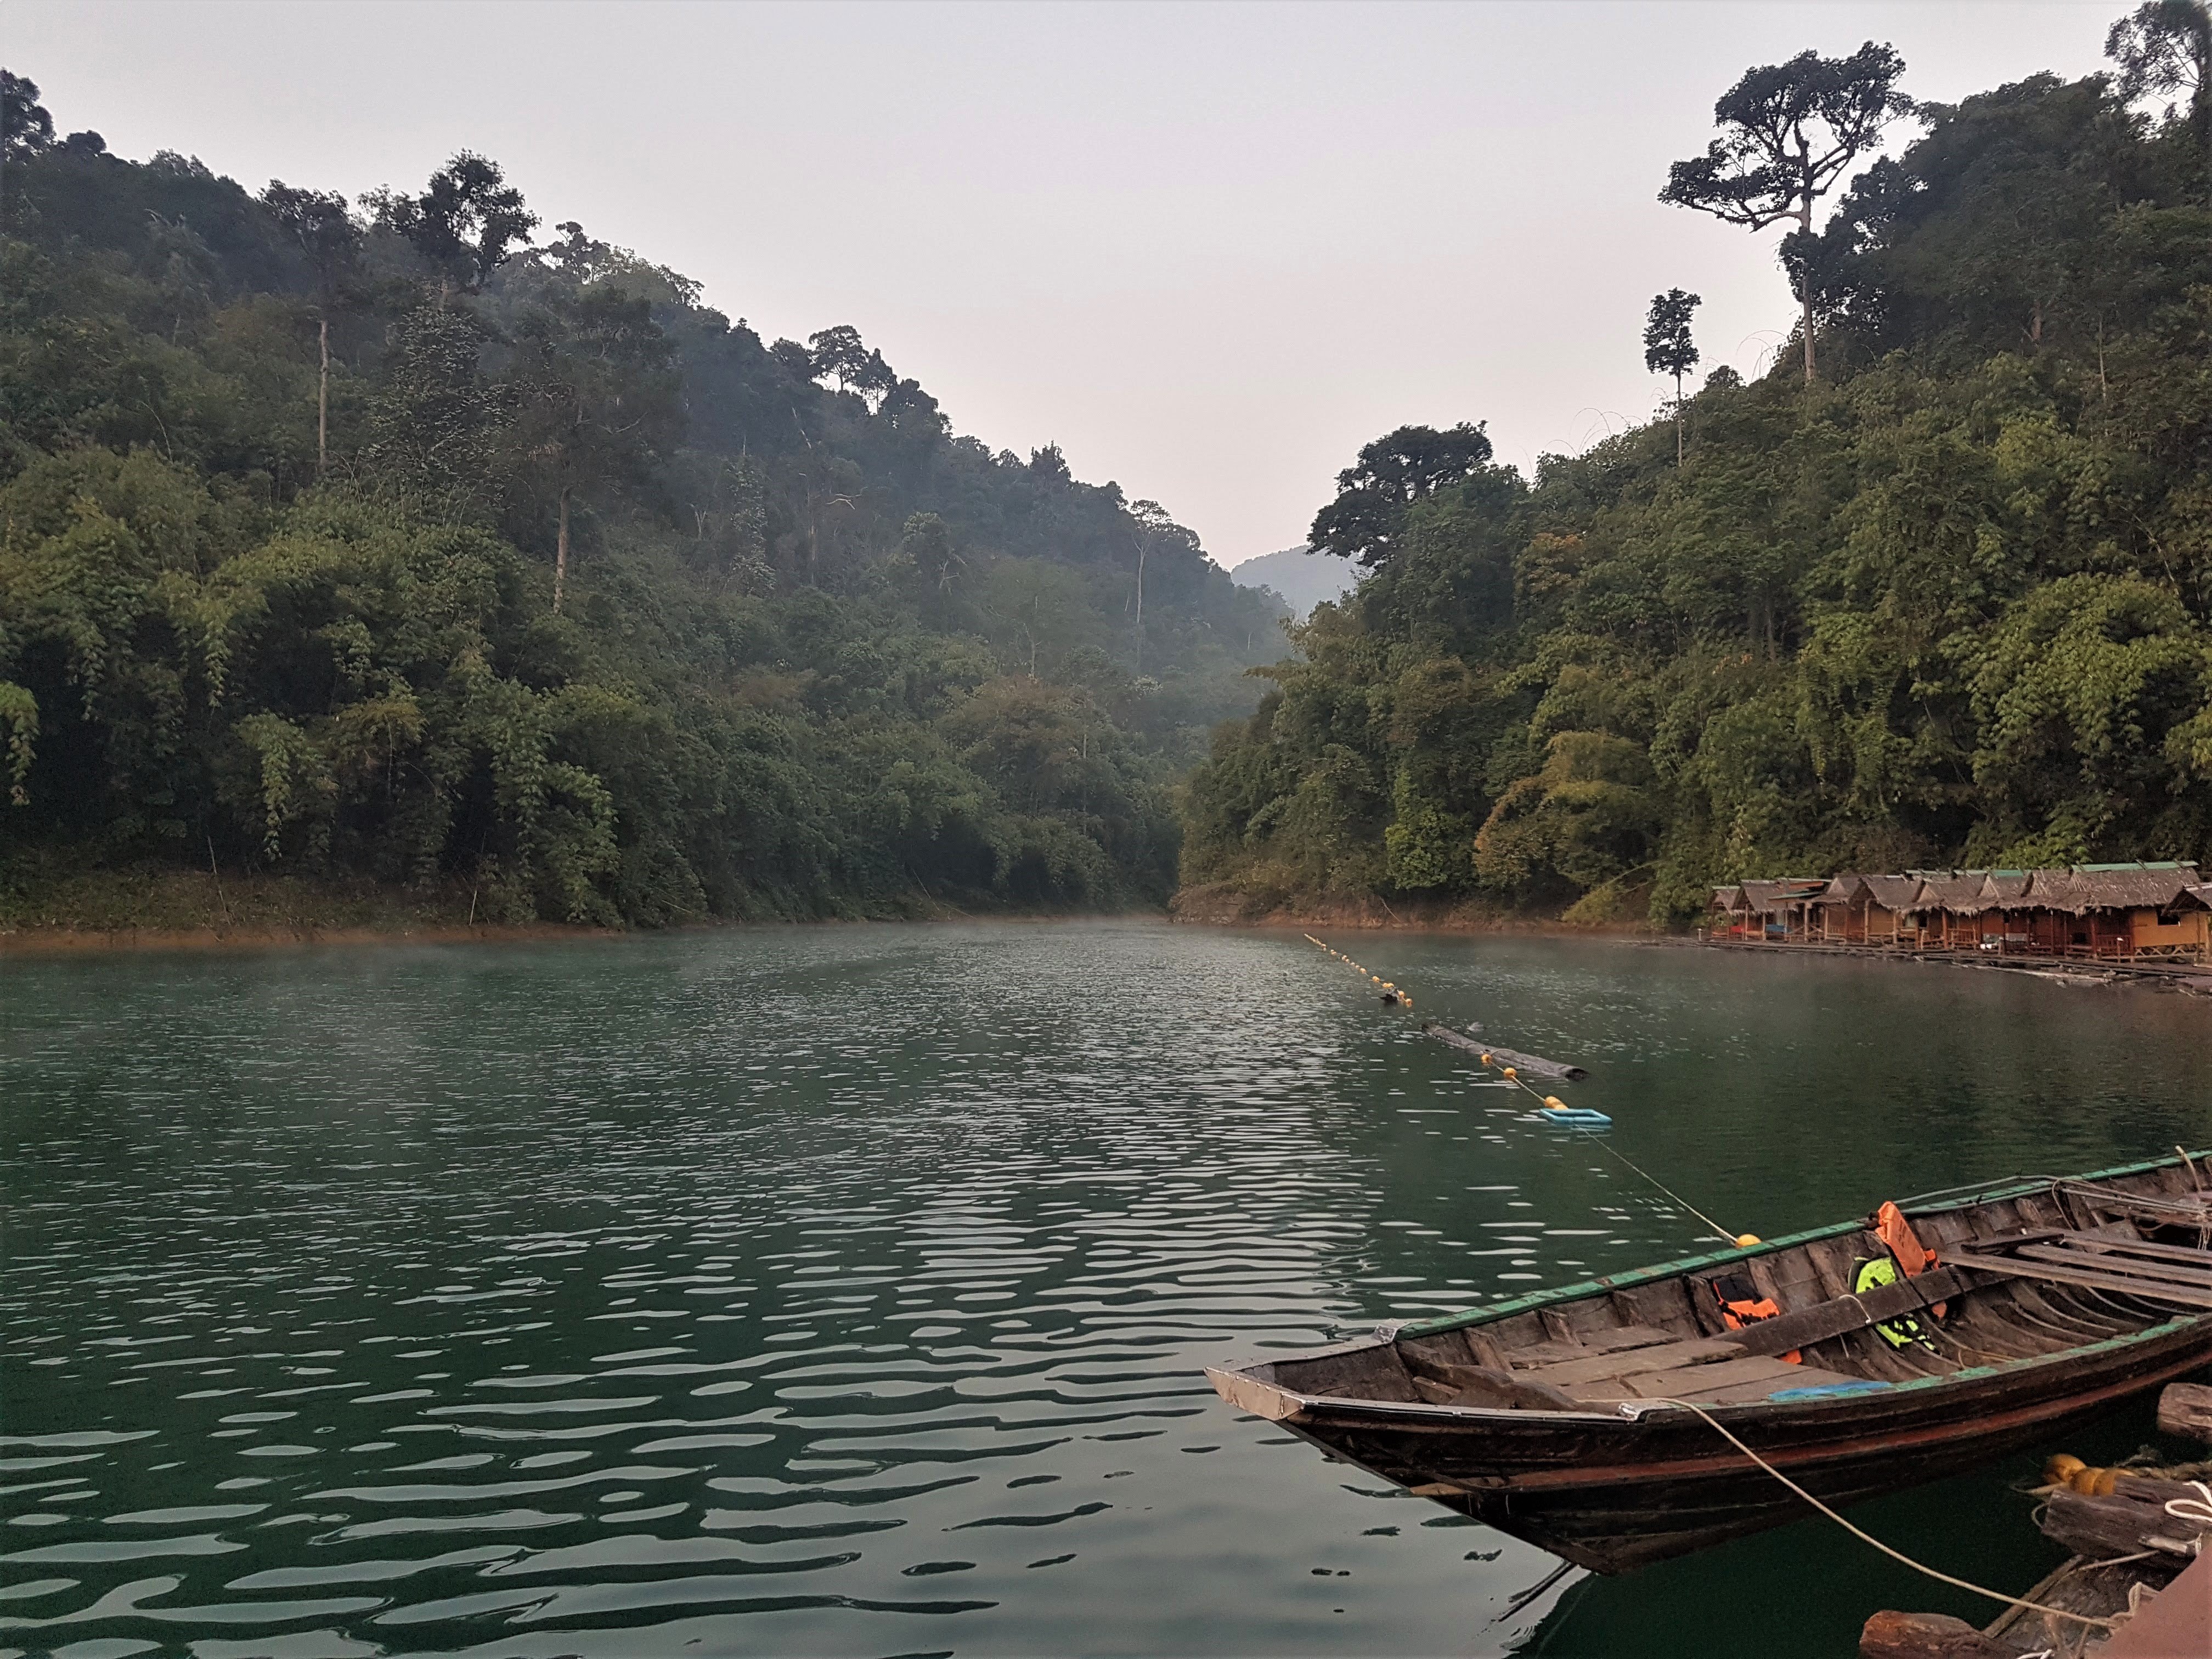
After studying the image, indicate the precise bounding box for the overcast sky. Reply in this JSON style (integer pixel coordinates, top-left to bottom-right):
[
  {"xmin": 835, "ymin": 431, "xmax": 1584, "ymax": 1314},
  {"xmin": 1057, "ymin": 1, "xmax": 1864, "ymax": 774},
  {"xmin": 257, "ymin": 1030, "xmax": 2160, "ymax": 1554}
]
[{"xmin": 14, "ymin": 2, "xmax": 2119, "ymax": 566}]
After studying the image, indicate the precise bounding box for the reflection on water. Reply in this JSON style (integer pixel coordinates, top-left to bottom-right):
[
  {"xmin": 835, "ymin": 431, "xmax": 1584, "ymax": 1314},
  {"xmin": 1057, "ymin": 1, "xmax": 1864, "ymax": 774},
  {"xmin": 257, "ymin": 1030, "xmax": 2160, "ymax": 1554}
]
[{"xmin": 3, "ymin": 923, "xmax": 2208, "ymax": 1657}]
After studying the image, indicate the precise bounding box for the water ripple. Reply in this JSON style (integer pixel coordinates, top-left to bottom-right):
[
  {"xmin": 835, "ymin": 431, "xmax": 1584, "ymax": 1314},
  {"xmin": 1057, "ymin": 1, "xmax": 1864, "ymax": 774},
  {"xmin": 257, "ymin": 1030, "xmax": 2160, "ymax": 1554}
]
[{"xmin": 8, "ymin": 923, "xmax": 2207, "ymax": 1655}]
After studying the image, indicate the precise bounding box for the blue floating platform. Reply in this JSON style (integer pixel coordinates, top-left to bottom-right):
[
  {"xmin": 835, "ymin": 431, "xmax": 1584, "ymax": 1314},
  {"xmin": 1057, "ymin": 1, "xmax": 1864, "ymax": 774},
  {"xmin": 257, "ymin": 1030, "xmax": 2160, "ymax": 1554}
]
[{"xmin": 1536, "ymin": 1106, "xmax": 1612, "ymax": 1127}]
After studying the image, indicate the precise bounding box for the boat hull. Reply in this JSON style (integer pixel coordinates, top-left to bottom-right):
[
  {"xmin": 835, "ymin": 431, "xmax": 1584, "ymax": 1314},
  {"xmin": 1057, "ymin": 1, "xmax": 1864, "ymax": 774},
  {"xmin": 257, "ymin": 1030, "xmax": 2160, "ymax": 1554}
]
[
  {"xmin": 1206, "ymin": 1151, "xmax": 2212, "ymax": 1574},
  {"xmin": 1257, "ymin": 1313, "xmax": 2211, "ymax": 1571}
]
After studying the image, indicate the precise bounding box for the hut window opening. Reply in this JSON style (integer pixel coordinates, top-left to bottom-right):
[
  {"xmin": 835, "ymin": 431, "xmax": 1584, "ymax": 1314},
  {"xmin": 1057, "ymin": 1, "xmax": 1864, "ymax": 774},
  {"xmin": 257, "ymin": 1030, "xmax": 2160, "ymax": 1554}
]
[{"xmin": 2157, "ymin": 909, "xmax": 2182, "ymax": 927}]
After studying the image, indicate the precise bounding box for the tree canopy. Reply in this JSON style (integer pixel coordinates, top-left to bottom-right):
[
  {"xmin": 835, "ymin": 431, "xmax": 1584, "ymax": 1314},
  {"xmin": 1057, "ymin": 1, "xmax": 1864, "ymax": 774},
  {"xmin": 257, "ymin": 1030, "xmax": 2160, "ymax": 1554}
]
[
  {"xmin": 1182, "ymin": 47, "xmax": 2212, "ymax": 927},
  {"xmin": 0, "ymin": 80, "xmax": 1287, "ymax": 926}
]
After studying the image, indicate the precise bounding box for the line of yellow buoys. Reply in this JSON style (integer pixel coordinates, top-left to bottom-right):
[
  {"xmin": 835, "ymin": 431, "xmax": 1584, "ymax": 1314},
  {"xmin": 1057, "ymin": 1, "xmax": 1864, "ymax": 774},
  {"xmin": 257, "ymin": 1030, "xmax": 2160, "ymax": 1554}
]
[{"xmin": 1302, "ymin": 933, "xmax": 1412, "ymax": 1009}]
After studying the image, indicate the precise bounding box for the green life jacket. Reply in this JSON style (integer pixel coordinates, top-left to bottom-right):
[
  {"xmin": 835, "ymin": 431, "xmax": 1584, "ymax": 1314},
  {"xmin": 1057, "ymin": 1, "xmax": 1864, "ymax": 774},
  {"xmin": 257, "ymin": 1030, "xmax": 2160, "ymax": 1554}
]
[{"xmin": 1853, "ymin": 1255, "xmax": 1935, "ymax": 1351}]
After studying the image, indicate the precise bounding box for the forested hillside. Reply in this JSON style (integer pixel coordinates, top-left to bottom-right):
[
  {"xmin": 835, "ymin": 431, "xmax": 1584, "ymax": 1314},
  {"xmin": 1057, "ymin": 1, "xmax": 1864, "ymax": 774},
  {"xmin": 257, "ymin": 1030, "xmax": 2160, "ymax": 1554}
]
[
  {"xmin": 1181, "ymin": 28, "xmax": 2212, "ymax": 928},
  {"xmin": 0, "ymin": 75, "xmax": 1286, "ymax": 928}
]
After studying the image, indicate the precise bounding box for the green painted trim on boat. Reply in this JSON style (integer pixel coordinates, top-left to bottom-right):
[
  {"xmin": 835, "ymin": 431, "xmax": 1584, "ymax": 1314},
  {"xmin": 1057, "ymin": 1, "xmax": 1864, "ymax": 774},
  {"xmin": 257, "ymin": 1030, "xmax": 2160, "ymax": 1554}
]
[{"xmin": 1392, "ymin": 1146, "xmax": 2212, "ymax": 1343}]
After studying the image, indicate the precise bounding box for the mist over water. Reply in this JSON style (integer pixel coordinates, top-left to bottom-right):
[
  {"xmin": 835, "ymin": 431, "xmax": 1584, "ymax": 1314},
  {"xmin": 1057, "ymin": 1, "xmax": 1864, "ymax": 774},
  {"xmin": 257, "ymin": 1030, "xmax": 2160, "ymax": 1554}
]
[{"xmin": 5, "ymin": 924, "xmax": 2209, "ymax": 1657}]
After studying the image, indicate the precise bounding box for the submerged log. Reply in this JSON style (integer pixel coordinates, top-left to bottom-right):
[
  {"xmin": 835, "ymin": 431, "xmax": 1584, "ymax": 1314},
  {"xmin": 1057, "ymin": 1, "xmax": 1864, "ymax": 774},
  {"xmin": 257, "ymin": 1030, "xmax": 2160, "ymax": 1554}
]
[
  {"xmin": 2159, "ymin": 1381, "xmax": 2212, "ymax": 1444},
  {"xmin": 1419, "ymin": 1022, "xmax": 1587, "ymax": 1079},
  {"xmin": 1858, "ymin": 1610, "xmax": 2014, "ymax": 1659}
]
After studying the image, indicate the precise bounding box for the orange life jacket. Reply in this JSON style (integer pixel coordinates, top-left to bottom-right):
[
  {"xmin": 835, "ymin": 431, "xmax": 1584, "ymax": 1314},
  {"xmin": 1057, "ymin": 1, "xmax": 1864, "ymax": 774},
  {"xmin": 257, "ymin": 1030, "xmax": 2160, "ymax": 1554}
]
[
  {"xmin": 1710, "ymin": 1271, "xmax": 1801, "ymax": 1364},
  {"xmin": 1874, "ymin": 1200, "xmax": 1946, "ymax": 1318}
]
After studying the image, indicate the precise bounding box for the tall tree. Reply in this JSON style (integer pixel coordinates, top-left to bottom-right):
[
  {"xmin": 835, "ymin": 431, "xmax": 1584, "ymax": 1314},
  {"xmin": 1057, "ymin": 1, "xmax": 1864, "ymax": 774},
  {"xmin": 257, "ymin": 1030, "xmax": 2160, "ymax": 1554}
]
[
  {"xmin": 381, "ymin": 151, "xmax": 538, "ymax": 295},
  {"xmin": 1643, "ymin": 288, "xmax": 1702, "ymax": 462},
  {"xmin": 807, "ymin": 324, "xmax": 896, "ymax": 408},
  {"xmin": 1, "ymin": 69, "xmax": 53, "ymax": 163},
  {"xmin": 1126, "ymin": 498, "xmax": 1190, "ymax": 673},
  {"xmin": 1309, "ymin": 424, "xmax": 1493, "ymax": 566},
  {"xmin": 2108, "ymin": 1, "xmax": 2212, "ymax": 197},
  {"xmin": 1660, "ymin": 44, "xmax": 1912, "ymax": 383},
  {"xmin": 505, "ymin": 285, "xmax": 680, "ymax": 612},
  {"xmin": 262, "ymin": 182, "xmax": 360, "ymax": 473}
]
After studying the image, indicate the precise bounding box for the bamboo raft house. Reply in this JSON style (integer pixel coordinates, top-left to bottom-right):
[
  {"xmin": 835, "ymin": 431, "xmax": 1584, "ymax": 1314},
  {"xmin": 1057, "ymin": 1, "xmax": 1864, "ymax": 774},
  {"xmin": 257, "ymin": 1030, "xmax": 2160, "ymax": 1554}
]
[{"xmin": 1708, "ymin": 862, "xmax": 2212, "ymax": 966}]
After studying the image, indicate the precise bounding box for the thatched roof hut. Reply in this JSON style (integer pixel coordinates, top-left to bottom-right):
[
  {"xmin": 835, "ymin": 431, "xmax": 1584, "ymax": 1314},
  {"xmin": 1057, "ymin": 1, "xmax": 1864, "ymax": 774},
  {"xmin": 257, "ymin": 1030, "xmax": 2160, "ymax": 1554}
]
[
  {"xmin": 1738, "ymin": 878, "xmax": 1829, "ymax": 915},
  {"xmin": 2025, "ymin": 863, "xmax": 2203, "ymax": 916},
  {"xmin": 1913, "ymin": 871, "xmax": 1994, "ymax": 915},
  {"xmin": 1862, "ymin": 874, "xmax": 1929, "ymax": 911}
]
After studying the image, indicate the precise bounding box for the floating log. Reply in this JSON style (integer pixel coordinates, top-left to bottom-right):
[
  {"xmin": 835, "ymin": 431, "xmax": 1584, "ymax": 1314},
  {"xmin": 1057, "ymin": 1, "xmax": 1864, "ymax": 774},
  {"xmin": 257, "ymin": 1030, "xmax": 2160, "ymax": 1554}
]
[
  {"xmin": 1858, "ymin": 1610, "xmax": 2013, "ymax": 1659},
  {"xmin": 1419, "ymin": 1022, "xmax": 1586, "ymax": 1080},
  {"xmin": 2159, "ymin": 1381, "xmax": 2212, "ymax": 1444}
]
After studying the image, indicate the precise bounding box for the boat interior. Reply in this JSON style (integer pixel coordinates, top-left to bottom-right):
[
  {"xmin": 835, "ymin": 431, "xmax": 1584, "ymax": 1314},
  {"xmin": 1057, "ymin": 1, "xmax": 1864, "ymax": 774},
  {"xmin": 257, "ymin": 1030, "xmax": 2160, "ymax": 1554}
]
[{"xmin": 1254, "ymin": 1163, "xmax": 2212, "ymax": 1413}]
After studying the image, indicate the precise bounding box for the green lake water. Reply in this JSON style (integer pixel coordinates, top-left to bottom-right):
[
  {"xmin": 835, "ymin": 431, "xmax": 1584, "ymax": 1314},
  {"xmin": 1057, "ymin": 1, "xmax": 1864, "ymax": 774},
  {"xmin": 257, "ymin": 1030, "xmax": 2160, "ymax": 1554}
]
[{"xmin": 5, "ymin": 922, "xmax": 2211, "ymax": 1657}]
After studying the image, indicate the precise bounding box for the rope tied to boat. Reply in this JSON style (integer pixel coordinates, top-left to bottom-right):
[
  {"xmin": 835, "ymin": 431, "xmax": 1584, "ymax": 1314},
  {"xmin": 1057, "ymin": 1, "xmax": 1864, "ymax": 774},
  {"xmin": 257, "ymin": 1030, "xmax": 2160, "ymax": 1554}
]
[
  {"xmin": 1634, "ymin": 1395, "xmax": 2119, "ymax": 1632},
  {"xmin": 1297, "ymin": 934, "xmax": 1751, "ymax": 1245},
  {"xmin": 1470, "ymin": 1047, "xmax": 1748, "ymax": 1248},
  {"xmin": 2160, "ymin": 1481, "xmax": 2212, "ymax": 1553}
]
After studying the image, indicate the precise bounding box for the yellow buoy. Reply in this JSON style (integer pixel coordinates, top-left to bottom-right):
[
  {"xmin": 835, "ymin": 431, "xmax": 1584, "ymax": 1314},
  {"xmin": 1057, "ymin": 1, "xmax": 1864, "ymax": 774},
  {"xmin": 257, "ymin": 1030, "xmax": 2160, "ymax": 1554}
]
[
  {"xmin": 1479, "ymin": 1052, "xmax": 1493, "ymax": 1065},
  {"xmin": 1543, "ymin": 1096, "xmax": 1566, "ymax": 1110},
  {"xmin": 1734, "ymin": 1233, "xmax": 1762, "ymax": 1248},
  {"xmin": 2044, "ymin": 1454, "xmax": 2086, "ymax": 1488},
  {"xmin": 2069, "ymin": 1466, "xmax": 2119, "ymax": 1497},
  {"xmin": 1501, "ymin": 1066, "xmax": 1517, "ymax": 1080}
]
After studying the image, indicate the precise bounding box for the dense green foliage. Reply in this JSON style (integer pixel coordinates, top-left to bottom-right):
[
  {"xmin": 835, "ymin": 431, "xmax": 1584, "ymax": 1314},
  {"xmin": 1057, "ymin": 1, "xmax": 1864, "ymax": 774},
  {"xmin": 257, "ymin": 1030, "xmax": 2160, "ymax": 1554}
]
[
  {"xmin": 0, "ymin": 78, "xmax": 1285, "ymax": 923},
  {"xmin": 1183, "ymin": 58, "xmax": 2212, "ymax": 924}
]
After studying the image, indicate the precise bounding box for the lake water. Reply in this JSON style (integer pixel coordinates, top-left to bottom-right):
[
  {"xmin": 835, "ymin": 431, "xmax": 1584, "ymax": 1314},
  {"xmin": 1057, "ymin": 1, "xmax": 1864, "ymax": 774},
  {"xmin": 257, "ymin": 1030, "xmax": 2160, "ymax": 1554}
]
[{"xmin": 6, "ymin": 922, "xmax": 2212, "ymax": 1658}]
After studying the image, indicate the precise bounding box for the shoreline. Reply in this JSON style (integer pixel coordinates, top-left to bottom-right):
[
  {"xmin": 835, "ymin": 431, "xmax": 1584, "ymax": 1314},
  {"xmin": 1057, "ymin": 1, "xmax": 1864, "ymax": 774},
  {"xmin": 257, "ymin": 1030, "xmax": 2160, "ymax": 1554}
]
[
  {"xmin": 0, "ymin": 919, "xmax": 629, "ymax": 958},
  {"xmin": 1164, "ymin": 883, "xmax": 1657, "ymax": 939},
  {"xmin": 0, "ymin": 906, "xmax": 1180, "ymax": 960}
]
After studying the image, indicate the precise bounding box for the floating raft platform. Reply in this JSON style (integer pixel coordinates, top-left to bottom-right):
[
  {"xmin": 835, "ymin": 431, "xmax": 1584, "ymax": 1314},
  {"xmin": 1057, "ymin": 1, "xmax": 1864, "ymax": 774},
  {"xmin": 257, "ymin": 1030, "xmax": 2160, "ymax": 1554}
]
[{"xmin": 1536, "ymin": 1105, "xmax": 1611, "ymax": 1127}]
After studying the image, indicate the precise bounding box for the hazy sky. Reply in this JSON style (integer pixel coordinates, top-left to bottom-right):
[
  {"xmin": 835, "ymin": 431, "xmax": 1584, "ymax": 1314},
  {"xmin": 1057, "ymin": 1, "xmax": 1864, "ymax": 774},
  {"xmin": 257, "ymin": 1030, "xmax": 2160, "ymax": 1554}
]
[{"xmin": 15, "ymin": 2, "xmax": 2118, "ymax": 566}]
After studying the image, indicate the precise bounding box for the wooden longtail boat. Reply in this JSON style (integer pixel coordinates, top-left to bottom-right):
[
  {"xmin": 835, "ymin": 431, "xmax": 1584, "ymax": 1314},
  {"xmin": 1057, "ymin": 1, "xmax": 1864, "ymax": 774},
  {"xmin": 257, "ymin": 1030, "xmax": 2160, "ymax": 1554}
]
[{"xmin": 1206, "ymin": 1151, "xmax": 2212, "ymax": 1573}]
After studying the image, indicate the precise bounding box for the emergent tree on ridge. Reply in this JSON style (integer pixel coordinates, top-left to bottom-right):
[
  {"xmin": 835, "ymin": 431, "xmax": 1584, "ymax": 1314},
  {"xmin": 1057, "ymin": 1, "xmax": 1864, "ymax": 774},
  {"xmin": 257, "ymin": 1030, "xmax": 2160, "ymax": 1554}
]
[
  {"xmin": 1643, "ymin": 288, "xmax": 1701, "ymax": 462},
  {"xmin": 1660, "ymin": 43, "xmax": 1912, "ymax": 383}
]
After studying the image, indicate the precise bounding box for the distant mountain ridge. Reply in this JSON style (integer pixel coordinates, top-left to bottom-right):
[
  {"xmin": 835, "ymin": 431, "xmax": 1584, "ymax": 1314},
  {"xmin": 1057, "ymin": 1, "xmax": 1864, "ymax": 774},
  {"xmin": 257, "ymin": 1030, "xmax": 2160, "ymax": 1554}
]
[{"xmin": 1229, "ymin": 545, "xmax": 1360, "ymax": 617}]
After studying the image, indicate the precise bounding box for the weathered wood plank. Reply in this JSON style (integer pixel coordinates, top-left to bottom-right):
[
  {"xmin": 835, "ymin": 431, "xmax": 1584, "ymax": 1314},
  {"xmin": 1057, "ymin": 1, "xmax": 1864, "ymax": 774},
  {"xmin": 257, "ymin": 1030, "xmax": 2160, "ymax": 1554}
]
[
  {"xmin": 2017, "ymin": 1240, "xmax": 2212, "ymax": 1286},
  {"xmin": 1859, "ymin": 1610, "xmax": 2015, "ymax": 1659},
  {"xmin": 1714, "ymin": 1266, "xmax": 1970, "ymax": 1359},
  {"xmin": 2059, "ymin": 1232, "xmax": 2212, "ymax": 1269},
  {"xmin": 1624, "ymin": 1354, "xmax": 1850, "ymax": 1400},
  {"xmin": 2158, "ymin": 1381, "xmax": 2212, "ymax": 1444},
  {"xmin": 1521, "ymin": 1336, "xmax": 1746, "ymax": 1388},
  {"xmin": 1399, "ymin": 1352, "xmax": 1579, "ymax": 1410},
  {"xmin": 1942, "ymin": 1249, "xmax": 2212, "ymax": 1309}
]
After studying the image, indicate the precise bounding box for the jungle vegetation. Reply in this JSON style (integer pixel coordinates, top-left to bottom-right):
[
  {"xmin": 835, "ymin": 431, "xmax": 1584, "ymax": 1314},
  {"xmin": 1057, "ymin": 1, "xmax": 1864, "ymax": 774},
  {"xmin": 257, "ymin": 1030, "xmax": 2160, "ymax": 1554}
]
[
  {"xmin": 1181, "ymin": 16, "xmax": 2212, "ymax": 926},
  {"xmin": 0, "ymin": 72, "xmax": 1288, "ymax": 926}
]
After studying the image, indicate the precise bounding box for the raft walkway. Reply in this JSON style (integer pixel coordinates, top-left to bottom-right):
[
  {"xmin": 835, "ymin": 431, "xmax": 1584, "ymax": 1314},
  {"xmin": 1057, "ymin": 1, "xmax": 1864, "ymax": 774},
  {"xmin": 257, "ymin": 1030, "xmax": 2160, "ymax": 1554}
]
[{"xmin": 1683, "ymin": 934, "xmax": 2212, "ymax": 994}]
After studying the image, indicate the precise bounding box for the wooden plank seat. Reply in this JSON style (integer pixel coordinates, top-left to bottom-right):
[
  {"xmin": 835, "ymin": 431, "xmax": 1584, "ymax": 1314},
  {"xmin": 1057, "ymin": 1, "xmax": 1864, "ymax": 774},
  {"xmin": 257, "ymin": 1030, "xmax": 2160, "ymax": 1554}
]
[
  {"xmin": 1499, "ymin": 1325, "xmax": 1683, "ymax": 1369},
  {"xmin": 1945, "ymin": 1245, "xmax": 2212, "ymax": 1310}
]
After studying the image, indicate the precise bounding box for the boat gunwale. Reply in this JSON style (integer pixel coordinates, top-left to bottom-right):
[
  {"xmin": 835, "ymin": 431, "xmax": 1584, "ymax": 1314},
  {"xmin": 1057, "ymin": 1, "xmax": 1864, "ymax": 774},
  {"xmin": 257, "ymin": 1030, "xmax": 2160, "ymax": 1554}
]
[{"xmin": 1383, "ymin": 1146, "xmax": 2212, "ymax": 1342}]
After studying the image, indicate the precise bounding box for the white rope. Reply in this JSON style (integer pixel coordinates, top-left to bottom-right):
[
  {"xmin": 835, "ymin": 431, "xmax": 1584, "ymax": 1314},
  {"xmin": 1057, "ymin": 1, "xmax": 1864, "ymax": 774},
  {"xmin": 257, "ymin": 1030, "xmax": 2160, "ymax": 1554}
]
[
  {"xmin": 1644, "ymin": 1395, "xmax": 2117, "ymax": 1631},
  {"xmin": 2158, "ymin": 1479, "xmax": 2212, "ymax": 1555}
]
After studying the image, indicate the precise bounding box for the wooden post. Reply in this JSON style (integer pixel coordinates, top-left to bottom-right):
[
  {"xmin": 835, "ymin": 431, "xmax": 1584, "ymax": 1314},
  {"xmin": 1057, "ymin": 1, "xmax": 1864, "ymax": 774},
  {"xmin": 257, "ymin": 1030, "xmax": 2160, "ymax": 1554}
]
[
  {"xmin": 2158, "ymin": 1381, "xmax": 2212, "ymax": 1444},
  {"xmin": 1858, "ymin": 1611, "xmax": 2013, "ymax": 1659}
]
